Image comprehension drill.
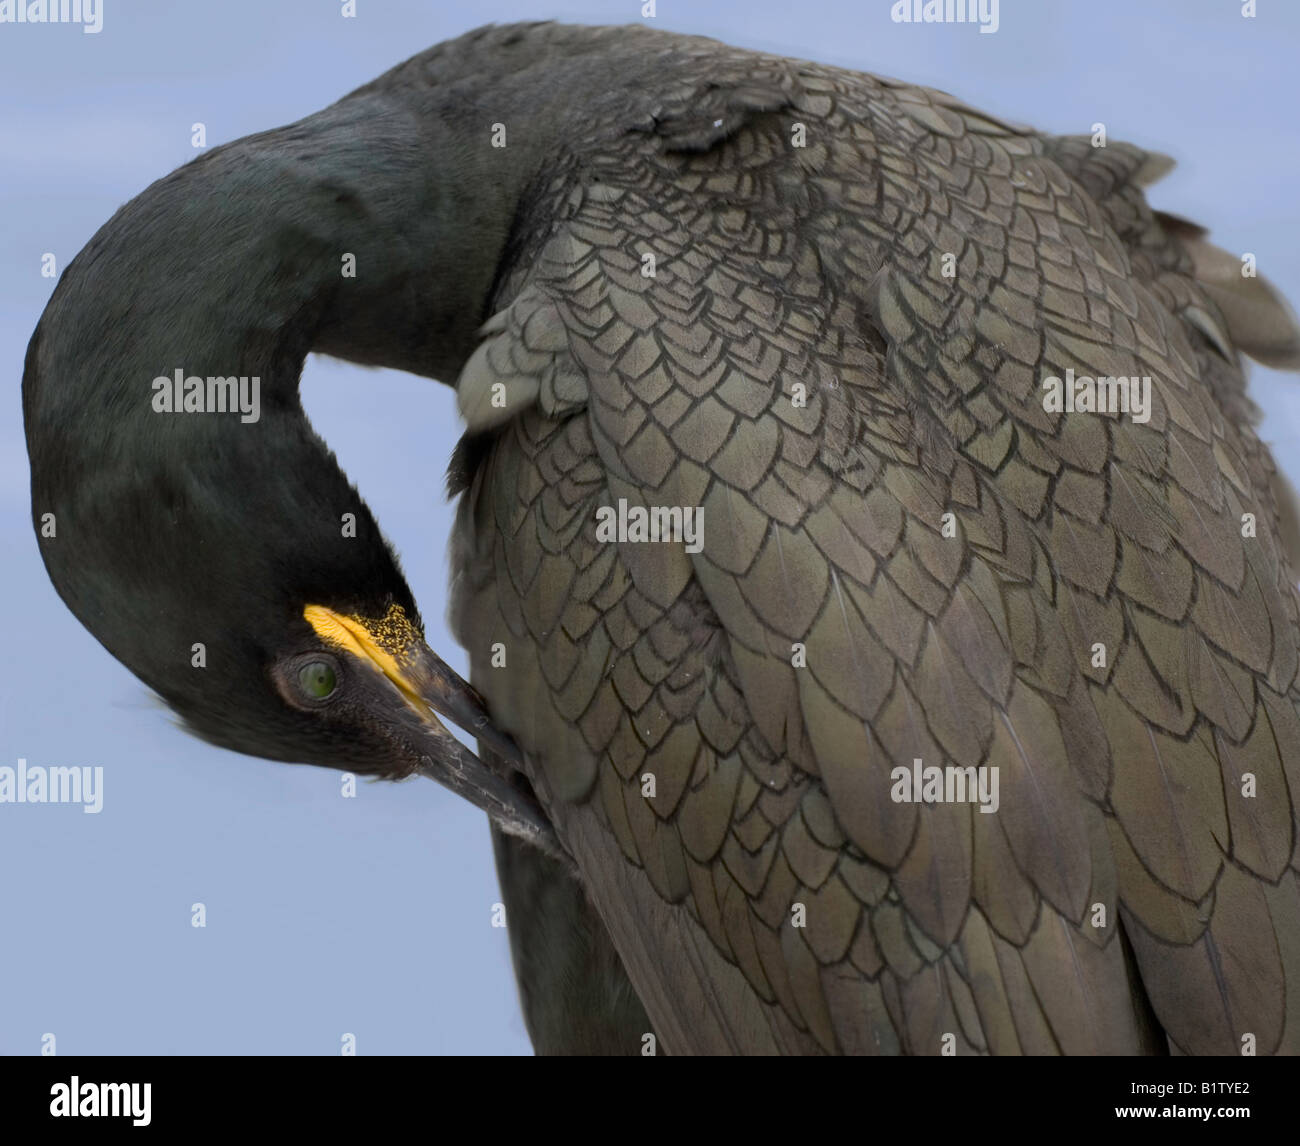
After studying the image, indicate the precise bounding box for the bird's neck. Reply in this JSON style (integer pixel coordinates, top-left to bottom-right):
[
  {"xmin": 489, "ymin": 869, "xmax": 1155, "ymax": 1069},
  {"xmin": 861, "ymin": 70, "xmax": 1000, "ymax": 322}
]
[{"xmin": 24, "ymin": 79, "xmax": 557, "ymax": 657}]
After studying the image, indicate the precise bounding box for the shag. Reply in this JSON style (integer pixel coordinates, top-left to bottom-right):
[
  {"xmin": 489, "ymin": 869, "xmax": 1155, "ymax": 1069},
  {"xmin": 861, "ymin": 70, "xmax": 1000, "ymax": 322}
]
[{"xmin": 25, "ymin": 22, "xmax": 1300, "ymax": 1055}]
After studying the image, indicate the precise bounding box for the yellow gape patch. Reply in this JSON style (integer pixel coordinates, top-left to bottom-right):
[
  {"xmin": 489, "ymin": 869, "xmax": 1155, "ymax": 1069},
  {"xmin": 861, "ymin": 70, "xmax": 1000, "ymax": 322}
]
[{"xmin": 302, "ymin": 604, "xmax": 426, "ymax": 710}]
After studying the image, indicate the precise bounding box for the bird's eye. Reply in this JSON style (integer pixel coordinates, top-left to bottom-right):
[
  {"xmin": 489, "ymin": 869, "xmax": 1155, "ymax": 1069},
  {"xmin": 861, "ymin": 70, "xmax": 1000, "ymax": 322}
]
[{"xmin": 298, "ymin": 660, "xmax": 338, "ymax": 699}]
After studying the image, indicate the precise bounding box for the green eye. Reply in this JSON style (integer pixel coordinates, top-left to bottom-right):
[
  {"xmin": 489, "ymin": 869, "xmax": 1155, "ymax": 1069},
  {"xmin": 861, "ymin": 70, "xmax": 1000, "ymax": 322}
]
[{"xmin": 298, "ymin": 660, "xmax": 337, "ymax": 699}]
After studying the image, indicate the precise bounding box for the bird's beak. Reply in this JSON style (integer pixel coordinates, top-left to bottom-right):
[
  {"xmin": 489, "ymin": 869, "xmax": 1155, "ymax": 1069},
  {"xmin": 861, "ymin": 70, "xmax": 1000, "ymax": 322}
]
[{"xmin": 302, "ymin": 604, "xmax": 559, "ymax": 855}]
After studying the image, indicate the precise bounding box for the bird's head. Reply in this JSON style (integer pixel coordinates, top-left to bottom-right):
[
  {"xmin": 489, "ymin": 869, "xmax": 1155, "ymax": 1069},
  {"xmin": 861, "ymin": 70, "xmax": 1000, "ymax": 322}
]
[{"xmin": 21, "ymin": 75, "xmax": 555, "ymax": 844}]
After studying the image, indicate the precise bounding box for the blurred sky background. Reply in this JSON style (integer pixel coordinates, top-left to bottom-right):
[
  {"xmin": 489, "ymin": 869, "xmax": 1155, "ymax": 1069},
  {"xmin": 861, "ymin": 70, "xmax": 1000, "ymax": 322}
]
[{"xmin": 2, "ymin": 0, "xmax": 1298, "ymax": 1055}]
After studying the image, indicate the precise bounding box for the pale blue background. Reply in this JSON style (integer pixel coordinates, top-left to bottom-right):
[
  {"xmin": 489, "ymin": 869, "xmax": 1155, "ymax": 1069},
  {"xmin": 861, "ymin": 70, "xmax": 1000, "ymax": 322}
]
[{"xmin": 2, "ymin": 0, "xmax": 1297, "ymax": 1054}]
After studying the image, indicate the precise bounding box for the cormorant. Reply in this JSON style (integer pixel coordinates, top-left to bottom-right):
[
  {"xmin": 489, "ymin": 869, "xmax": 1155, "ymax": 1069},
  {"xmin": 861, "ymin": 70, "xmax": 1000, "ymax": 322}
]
[{"xmin": 25, "ymin": 22, "xmax": 1300, "ymax": 1054}]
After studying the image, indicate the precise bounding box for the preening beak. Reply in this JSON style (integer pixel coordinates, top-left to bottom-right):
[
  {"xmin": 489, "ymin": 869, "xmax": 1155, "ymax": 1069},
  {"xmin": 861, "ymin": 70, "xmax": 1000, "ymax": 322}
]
[
  {"xmin": 398, "ymin": 641, "xmax": 525, "ymax": 768},
  {"xmin": 303, "ymin": 604, "xmax": 562, "ymax": 859}
]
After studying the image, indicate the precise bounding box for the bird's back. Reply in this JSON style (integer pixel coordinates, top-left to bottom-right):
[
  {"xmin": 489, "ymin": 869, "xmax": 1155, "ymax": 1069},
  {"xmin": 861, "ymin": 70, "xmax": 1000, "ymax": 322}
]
[{"xmin": 446, "ymin": 24, "xmax": 1300, "ymax": 1053}]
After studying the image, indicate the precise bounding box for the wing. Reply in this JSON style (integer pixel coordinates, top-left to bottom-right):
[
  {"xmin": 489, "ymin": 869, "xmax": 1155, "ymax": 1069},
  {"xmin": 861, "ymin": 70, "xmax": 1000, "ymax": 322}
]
[{"xmin": 450, "ymin": 38, "xmax": 1300, "ymax": 1054}]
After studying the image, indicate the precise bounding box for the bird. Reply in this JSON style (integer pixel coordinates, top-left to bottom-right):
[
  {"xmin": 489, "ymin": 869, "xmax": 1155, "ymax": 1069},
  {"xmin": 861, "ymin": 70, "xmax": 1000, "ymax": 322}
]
[{"xmin": 24, "ymin": 20, "xmax": 1300, "ymax": 1055}]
